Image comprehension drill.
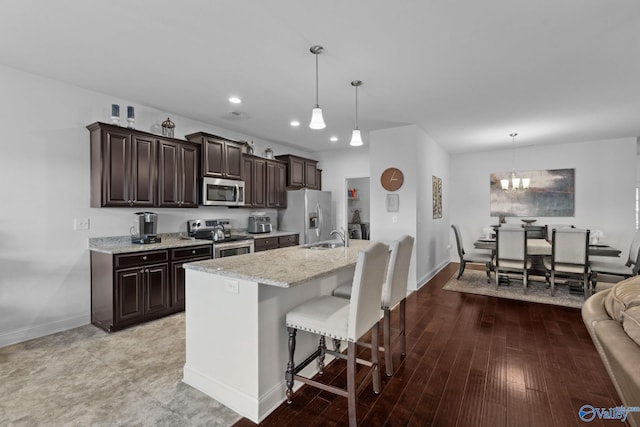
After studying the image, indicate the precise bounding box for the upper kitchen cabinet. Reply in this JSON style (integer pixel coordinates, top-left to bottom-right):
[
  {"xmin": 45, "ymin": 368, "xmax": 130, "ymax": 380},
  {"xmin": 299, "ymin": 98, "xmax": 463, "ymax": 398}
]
[
  {"xmin": 275, "ymin": 154, "xmax": 319, "ymax": 190},
  {"xmin": 185, "ymin": 132, "xmax": 243, "ymax": 180},
  {"xmin": 157, "ymin": 139, "xmax": 200, "ymax": 208},
  {"xmin": 88, "ymin": 122, "xmax": 157, "ymax": 208},
  {"xmin": 266, "ymin": 159, "xmax": 287, "ymax": 208},
  {"xmin": 242, "ymin": 154, "xmax": 266, "ymax": 208}
]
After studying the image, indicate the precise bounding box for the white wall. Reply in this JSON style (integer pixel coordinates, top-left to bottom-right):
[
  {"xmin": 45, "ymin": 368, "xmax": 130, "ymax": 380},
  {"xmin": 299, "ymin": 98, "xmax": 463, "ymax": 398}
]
[
  {"xmin": 416, "ymin": 129, "xmax": 451, "ymax": 285},
  {"xmin": 449, "ymin": 138, "xmax": 637, "ymax": 260},
  {"xmin": 0, "ymin": 64, "xmax": 315, "ymax": 347}
]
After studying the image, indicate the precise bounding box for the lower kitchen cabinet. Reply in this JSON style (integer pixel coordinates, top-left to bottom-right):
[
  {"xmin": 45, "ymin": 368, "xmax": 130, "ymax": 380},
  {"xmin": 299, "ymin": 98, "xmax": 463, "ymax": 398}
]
[
  {"xmin": 91, "ymin": 244, "xmax": 212, "ymax": 332},
  {"xmin": 254, "ymin": 233, "xmax": 299, "ymax": 252},
  {"xmin": 170, "ymin": 245, "xmax": 213, "ymax": 311}
]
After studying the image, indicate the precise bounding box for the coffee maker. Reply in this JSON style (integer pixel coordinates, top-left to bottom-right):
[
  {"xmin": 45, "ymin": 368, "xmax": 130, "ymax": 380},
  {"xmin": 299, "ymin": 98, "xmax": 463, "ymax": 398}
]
[{"xmin": 131, "ymin": 211, "xmax": 161, "ymax": 244}]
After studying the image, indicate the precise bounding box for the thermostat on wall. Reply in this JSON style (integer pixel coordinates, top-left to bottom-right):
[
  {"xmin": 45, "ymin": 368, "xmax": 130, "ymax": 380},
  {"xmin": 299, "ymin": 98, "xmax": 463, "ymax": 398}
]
[{"xmin": 386, "ymin": 194, "xmax": 399, "ymax": 212}]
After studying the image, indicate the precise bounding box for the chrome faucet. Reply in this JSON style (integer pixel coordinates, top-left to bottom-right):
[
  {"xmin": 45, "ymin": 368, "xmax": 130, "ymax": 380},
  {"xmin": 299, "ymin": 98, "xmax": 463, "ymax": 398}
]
[{"xmin": 330, "ymin": 226, "xmax": 349, "ymax": 247}]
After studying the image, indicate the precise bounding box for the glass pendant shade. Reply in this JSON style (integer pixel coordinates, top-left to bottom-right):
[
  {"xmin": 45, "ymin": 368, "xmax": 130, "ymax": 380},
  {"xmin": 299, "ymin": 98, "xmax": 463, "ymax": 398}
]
[
  {"xmin": 522, "ymin": 178, "xmax": 530, "ymax": 189},
  {"xmin": 501, "ymin": 179, "xmax": 510, "ymax": 190},
  {"xmin": 349, "ymin": 129, "xmax": 363, "ymax": 146},
  {"xmin": 309, "ymin": 106, "xmax": 326, "ymax": 129}
]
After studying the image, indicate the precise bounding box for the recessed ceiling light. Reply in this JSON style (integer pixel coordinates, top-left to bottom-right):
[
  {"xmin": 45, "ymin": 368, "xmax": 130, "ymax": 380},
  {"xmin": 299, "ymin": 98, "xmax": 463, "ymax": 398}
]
[
  {"xmin": 290, "ymin": 120, "xmax": 300, "ymax": 127},
  {"xmin": 330, "ymin": 136, "xmax": 338, "ymax": 142},
  {"xmin": 229, "ymin": 96, "xmax": 242, "ymax": 104}
]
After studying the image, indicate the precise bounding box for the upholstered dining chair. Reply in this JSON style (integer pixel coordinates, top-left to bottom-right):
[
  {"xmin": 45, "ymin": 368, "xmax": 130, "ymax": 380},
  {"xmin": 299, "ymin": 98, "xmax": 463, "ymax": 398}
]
[
  {"xmin": 543, "ymin": 228, "xmax": 591, "ymax": 297},
  {"xmin": 495, "ymin": 226, "xmax": 531, "ymax": 292},
  {"xmin": 590, "ymin": 233, "xmax": 640, "ymax": 291},
  {"xmin": 544, "ymin": 224, "xmax": 574, "ymax": 242},
  {"xmin": 451, "ymin": 225, "xmax": 492, "ymax": 283},
  {"xmin": 332, "ymin": 235, "xmax": 415, "ymax": 376},
  {"xmin": 285, "ymin": 242, "xmax": 390, "ymax": 427}
]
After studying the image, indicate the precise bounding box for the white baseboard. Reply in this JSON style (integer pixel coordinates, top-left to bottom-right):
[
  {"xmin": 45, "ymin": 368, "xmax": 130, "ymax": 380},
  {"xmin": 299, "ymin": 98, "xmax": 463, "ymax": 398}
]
[
  {"xmin": 0, "ymin": 314, "xmax": 90, "ymax": 348},
  {"xmin": 416, "ymin": 258, "xmax": 450, "ymax": 289}
]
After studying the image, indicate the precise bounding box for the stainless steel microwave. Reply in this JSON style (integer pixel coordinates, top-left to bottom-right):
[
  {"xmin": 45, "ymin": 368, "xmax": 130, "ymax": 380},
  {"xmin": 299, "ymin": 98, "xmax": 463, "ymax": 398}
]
[{"xmin": 201, "ymin": 177, "xmax": 245, "ymax": 206}]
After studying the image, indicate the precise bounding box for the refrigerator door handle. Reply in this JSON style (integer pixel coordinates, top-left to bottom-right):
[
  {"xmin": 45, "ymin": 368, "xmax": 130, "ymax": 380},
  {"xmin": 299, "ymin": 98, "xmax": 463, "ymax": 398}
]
[{"xmin": 316, "ymin": 202, "xmax": 321, "ymax": 237}]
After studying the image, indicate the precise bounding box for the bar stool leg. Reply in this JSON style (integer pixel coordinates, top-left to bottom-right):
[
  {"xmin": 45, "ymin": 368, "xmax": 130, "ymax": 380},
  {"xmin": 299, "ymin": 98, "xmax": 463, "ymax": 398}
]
[
  {"xmin": 400, "ymin": 299, "xmax": 406, "ymax": 356},
  {"xmin": 317, "ymin": 336, "xmax": 326, "ymax": 374},
  {"xmin": 286, "ymin": 327, "xmax": 297, "ymax": 403},
  {"xmin": 383, "ymin": 309, "xmax": 392, "ymax": 377},
  {"xmin": 347, "ymin": 341, "xmax": 357, "ymax": 427},
  {"xmin": 371, "ymin": 322, "xmax": 380, "ymax": 393}
]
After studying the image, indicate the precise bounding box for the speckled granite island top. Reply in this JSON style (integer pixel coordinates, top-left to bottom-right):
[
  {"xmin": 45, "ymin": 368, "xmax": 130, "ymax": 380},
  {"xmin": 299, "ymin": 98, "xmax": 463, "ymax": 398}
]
[{"xmin": 184, "ymin": 240, "xmax": 370, "ymax": 288}]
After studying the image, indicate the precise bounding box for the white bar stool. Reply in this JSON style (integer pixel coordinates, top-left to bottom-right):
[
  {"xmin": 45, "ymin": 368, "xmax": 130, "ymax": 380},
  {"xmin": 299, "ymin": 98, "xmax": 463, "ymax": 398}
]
[
  {"xmin": 285, "ymin": 242, "xmax": 390, "ymax": 427},
  {"xmin": 332, "ymin": 235, "xmax": 414, "ymax": 376}
]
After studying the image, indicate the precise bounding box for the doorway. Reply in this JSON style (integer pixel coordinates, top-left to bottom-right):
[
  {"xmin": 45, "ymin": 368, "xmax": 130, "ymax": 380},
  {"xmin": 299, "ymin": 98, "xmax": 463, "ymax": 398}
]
[{"xmin": 346, "ymin": 177, "xmax": 370, "ymax": 240}]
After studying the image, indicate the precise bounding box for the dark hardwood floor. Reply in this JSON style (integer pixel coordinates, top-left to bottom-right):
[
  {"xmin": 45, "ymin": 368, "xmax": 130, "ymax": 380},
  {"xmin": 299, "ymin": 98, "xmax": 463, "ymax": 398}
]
[{"xmin": 233, "ymin": 263, "xmax": 625, "ymax": 427}]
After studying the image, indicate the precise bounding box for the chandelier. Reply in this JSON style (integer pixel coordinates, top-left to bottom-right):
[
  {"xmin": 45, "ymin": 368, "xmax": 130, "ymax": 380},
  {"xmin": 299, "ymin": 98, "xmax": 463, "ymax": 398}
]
[{"xmin": 501, "ymin": 133, "xmax": 530, "ymax": 191}]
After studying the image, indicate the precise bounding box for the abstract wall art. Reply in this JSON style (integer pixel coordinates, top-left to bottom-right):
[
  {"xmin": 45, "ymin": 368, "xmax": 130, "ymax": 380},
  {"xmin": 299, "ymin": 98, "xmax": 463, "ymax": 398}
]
[
  {"xmin": 433, "ymin": 175, "xmax": 442, "ymax": 219},
  {"xmin": 489, "ymin": 168, "xmax": 575, "ymax": 217}
]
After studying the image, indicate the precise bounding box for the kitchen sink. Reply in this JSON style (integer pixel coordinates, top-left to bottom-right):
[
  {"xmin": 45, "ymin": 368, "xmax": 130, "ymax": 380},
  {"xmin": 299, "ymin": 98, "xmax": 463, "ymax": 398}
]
[{"xmin": 304, "ymin": 241, "xmax": 345, "ymax": 249}]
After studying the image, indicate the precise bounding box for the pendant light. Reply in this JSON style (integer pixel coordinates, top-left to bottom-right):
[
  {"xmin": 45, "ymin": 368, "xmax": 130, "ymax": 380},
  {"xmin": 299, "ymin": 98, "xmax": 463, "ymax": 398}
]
[
  {"xmin": 349, "ymin": 80, "xmax": 363, "ymax": 146},
  {"xmin": 500, "ymin": 133, "xmax": 530, "ymax": 191},
  {"xmin": 309, "ymin": 45, "xmax": 326, "ymax": 129}
]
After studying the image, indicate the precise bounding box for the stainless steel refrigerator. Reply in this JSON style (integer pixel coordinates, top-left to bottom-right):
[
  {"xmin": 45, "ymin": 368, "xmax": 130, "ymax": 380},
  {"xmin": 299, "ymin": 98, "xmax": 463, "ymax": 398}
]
[{"xmin": 278, "ymin": 189, "xmax": 332, "ymax": 245}]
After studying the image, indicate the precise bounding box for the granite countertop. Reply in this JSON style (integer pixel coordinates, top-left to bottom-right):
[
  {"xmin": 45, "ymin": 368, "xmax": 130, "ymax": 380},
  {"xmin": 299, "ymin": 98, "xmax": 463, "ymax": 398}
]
[
  {"xmin": 184, "ymin": 240, "xmax": 370, "ymax": 288},
  {"xmin": 89, "ymin": 233, "xmax": 212, "ymax": 254}
]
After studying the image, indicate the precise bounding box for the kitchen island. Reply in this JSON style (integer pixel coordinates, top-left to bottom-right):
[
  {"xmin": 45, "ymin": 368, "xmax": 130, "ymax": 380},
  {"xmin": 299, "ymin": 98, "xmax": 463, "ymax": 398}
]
[{"xmin": 182, "ymin": 240, "xmax": 370, "ymax": 423}]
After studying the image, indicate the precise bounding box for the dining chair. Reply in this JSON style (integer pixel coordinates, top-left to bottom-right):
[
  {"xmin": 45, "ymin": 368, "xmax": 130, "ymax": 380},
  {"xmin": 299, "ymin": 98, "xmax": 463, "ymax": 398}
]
[
  {"xmin": 544, "ymin": 224, "xmax": 574, "ymax": 242},
  {"xmin": 590, "ymin": 233, "xmax": 640, "ymax": 291},
  {"xmin": 495, "ymin": 227, "xmax": 531, "ymax": 292},
  {"xmin": 451, "ymin": 225, "xmax": 492, "ymax": 283},
  {"xmin": 285, "ymin": 242, "xmax": 390, "ymax": 427},
  {"xmin": 332, "ymin": 235, "xmax": 415, "ymax": 376},
  {"xmin": 543, "ymin": 228, "xmax": 591, "ymax": 297}
]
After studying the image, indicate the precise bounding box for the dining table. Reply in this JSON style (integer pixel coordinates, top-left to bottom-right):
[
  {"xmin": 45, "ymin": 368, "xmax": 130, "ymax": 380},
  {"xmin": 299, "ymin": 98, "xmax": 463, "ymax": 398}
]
[{"xmin": 473, "ymin": 238, "xmax": 622, "ymax": 257}]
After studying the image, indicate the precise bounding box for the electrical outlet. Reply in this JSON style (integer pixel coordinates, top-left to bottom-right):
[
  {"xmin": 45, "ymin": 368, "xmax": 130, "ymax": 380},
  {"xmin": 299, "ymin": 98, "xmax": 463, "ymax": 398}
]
[
  {"xmin": 74, "ymin": 218, "xmax": 90, "ymax": 230},
  {"xmin": 225, "ymin": 279, "xmax": 239, "ymax": 294},
  {"xmin": 392, "ymin": 215, "xmax": 398, "ymax": 224}
]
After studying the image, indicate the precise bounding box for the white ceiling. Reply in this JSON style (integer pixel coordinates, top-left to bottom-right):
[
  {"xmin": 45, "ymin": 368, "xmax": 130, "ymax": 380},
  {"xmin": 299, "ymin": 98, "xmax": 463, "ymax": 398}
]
[{"xmin": 1, "ymin": 0, "xmax": 639, "ymax": 153}]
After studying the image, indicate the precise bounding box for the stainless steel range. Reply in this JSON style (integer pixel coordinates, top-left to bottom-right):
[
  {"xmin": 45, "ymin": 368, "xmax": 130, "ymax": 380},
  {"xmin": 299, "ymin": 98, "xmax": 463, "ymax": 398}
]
[{"xmin": 187, "ymin": 218, "xmax": 254, "ymax": 258}]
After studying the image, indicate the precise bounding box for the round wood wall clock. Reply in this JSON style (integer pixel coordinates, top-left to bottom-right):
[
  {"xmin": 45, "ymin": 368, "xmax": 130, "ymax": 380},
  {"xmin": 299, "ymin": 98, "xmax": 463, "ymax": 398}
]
[{"xmin": 380, "ymin": 167, "xmax": 404, "ymax": 191}]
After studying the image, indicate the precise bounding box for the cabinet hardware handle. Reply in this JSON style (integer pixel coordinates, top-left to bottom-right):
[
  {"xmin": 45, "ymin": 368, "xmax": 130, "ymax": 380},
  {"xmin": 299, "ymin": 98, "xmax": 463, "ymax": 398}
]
[
  {"xmin": 143, "ymin": 256, "xmax": 148, "ymax": 260},
  {"xmin": 192, "ymin": 250, "xmax": 196, "ymax": 254},
  {"xmin": 140, "ymin": 269, "xmax": 145, "ymax": 273}
]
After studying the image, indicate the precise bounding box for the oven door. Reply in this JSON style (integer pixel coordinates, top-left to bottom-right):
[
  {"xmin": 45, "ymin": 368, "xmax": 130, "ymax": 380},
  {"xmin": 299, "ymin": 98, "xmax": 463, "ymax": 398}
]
[
  {"xmin": 214, "ymin": 240, "xmax": 255, "ymax": 258},
  {"xmin": 202, "ymin": 177, "xmax": 245, "ymax": 206}
]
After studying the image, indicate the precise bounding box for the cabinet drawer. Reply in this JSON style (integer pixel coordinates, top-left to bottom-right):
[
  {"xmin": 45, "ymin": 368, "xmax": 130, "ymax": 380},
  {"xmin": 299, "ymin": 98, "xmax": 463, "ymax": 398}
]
[
  {"xmin": 171, "ymin": 245, "xmax": 213, "ymax": 261},
  {"xmin": 278, "ymin": 234, "xmax": 299, "ymax": 247},
  {"xmin": 115, "ymin": 250, "xmax": 169, "ymax": 269},
  {"xmin": 254, "ymin": 237, "xmax": 278, "ymax": 252}
]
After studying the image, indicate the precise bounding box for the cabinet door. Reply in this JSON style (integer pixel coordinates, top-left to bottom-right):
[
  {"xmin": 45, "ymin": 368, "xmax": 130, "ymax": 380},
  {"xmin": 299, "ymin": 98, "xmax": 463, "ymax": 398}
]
[
  {"xmin": 180, "ymin": 143, "xmax": 200, "ymax": 207},
  {"xmin": 204, "ymin": 137, "xmax": 224, "ymax": 177},
  {"xmin": 305, "ymin": 161, "xmax": 319, "ymax": 190},
  {"xmin": 144, "ymin": 264, "xmax": 169, "ymax": 315},
  {"xmin": 130, "ymin": 134, "xmax": 157, "ymax": 207},
  {"xmin": 103, "ymin": 129, "xmax": 131, "ymax": 206},
  {"xmin": 266, "ymin": 161, "xmax": 277, "ymax": 208},
  {"xmin": 241, "ymin": 156, "xmax": 254, "ymax": 207},
  {"xmin": 224, "ymin": 142, "xmax": 243, "ymax": 179},
  {"xmin": 115, "ymin": 268, "xmax": 144, "ymax": 324},
  {"xmin": 158, "ymin": 140, "xmax": 181, "ymax": 207},
  {"xmin": 254, "ymin": 158, "xmax": 266, "ymax": 208},
  {"xmin": 171, "ymin": 256, "xmax": 209, "ymax": 310},
  {"xmin": 276, "ymin": 162, "xmax": 287, "ymax": 208},
  {"xmin": 289, "ymin": 157, "xmax": 305, "ymax": 188}
]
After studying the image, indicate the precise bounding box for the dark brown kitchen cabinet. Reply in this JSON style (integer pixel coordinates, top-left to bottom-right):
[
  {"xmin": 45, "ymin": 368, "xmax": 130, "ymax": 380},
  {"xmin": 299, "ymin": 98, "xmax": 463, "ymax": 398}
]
[
  {"xmin": 276, "ymin": 154, "xmax": 319, "ymax": 190},
  {"xmin": 254, "ymin": 233, "xmax": 299, "ymax": 252},
  {"xmin": 317, "ymin": 168, "xmax": 322, "ymax": 191},
  {"xmin": 92, "ymin": 249, "xmax": 170, "ymax": 331},
  {"xmin": 185, "ymin": 132, "xmax": 243, "ymax": 180},
  {"xmin": 169, "ymin": 245, "xmax": 212, "ymax": 311},
  {"xmin": 88, "ymin": 122, "xmax": 157, "ymax": 207},
  {"xmin": 91, "ymin": 245, "xmax": 213, "ymax": 332},
  {"xmin": 241, "ymin": 154, "xmax": 267, "ymax": 208},
  {"xmin": 266, "ymin": 159, "xmax": 287, "ymax": 208},
  {"xmin": 158, "ymin": 139, "xmax": 200, "ymax": 208}
]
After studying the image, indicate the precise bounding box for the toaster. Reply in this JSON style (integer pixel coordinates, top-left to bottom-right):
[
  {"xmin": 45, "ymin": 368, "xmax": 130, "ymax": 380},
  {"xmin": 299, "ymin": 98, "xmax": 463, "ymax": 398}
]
[{"xmin": 248, "ymin": 216, "xmax": 273, "ymax": 234}]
